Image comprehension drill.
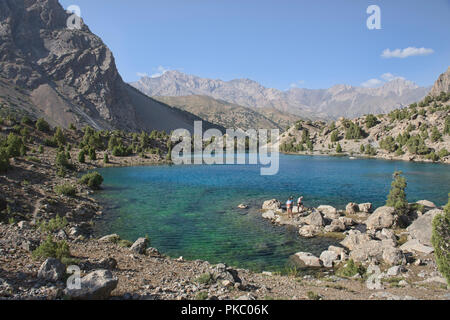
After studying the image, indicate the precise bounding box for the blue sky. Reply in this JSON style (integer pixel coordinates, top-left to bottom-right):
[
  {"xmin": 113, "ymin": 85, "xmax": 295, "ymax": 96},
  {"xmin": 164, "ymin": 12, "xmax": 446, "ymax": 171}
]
[{"xmin": 59, "ymin": 0, "xmax": 450, "ymax": 90}]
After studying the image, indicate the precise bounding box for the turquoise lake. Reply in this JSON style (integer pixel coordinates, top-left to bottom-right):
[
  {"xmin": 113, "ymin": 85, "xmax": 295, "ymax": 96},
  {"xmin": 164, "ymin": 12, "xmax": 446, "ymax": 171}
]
[{"xmin": 93, "ymin": 154, "xmax": 450, "ymax": 272}]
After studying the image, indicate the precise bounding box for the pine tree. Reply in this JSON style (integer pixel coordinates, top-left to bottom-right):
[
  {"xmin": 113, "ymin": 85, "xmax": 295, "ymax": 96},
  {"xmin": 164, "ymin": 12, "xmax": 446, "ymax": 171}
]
[
  {"xmin": 386, "ymin": 171, "xmax": 408, "ymax": 215},
  {"xmin": 336, "ymin": 143, "xmax": 342, "ymax": 153}
]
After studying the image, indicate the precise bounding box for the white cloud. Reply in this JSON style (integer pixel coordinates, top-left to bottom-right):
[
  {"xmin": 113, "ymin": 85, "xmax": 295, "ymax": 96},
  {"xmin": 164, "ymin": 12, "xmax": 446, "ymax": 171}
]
[
  {"xmin": 381, "ymin": 47, "xmax": 434, "ymax": 59},
  {"xmin": 361, "ymin": 78, "xmax": 383, "ymax": 88},
  {"xmin": 361, "ymin": 73, "xmax": 407, "ymax": 88},
  {"xmin": 380, "ymin": 73, "xmax": 405, "ymax": 81},
  {"xmin": 150, "ymin": 65, "xmax": 171, "ymax": 78},
  {"xmin": 289, "ymin": 80, "xmax": 306, "ymax": 89},
  {"xmin": 136, "ymin": 66, "xmax": 172, "ymax": 79}
]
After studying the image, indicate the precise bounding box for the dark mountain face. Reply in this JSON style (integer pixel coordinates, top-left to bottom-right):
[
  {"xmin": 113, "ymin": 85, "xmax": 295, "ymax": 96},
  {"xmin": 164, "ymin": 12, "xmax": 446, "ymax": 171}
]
[{"xmin": 0, "ymin": 0, "xmax": 212, "ymax": 132}]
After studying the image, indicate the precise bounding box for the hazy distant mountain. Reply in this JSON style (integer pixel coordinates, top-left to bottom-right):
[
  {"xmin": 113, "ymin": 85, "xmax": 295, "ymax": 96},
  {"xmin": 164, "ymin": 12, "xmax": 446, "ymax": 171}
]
[
  {"xmin": 0, "ymin": 0, "xmax": 217, "ymax": 133},
  {"xmin": 131, "ymin": 71, "xmax": 430, "ymax": 120},
  {"xmin": 153, "ymin": 95, "xmax": 302, "ymax": 131}
]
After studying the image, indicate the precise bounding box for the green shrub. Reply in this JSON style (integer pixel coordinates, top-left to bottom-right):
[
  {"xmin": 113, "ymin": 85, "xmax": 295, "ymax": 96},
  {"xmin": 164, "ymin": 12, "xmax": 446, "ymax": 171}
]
[
  {"xmin": 330, "ymin": 130, "xmax": 339, "ymax": 142},
  {"xmin": 36, "ymin": 118, "xmax": 50, "ymax": 132},
  {"xmin": 438, "ymin": 148, "xmax": 449, "ymax": 158},
  {"xmin": 104, "ymin": 153, "xmax": 109, "ymax": 164},
  {"xmin": 88, "ymin": 147, "xmax": 96, "ymax": 161},
  {"xmin": 118, "ymin": 239, "xmax": 133, "ymax": 248},
  {"xmin": 39, "ymin": 215, "xmax": 68, "ymax": 232},
  {"xmin": 195, "ymin": 272, "xmax": 214, "ymax": 285},
  {"xmin": 38, "ymin": 145, "xmax": 44, "ymax": 154},
  {"xmin": 55, "ymin": 151, "xmax": 71, "ymax": 169},
  {"xmin": 336, "ymin": 143, "xmax": 343, "ymax": 153},
  {"xmin": 53, "ymin": 127, "xmax": 66, "ymax": 146},
  {"xmin": 0, "ymin": 148, "xmax": 10, "ymax": 172},
  {"xmin": 78, "ymin": 149, "xmax": 86, "ymax": 163},
  {"xmin": 32, "ymin": 236, "xmax": 71, "ymax": 261},
  {"xmin": 430, "ymin": 127, "xmax": 442, "ymax": 142},
  {"xmin": 345, "ymin": 122, "xmax": 365, "ymax": 140},
  {"xmin": 79, "ymin": 172, "xmax": 103, "ymax": 190},
  {"xmin": 386, "ymin": 171, "xmax": 408, "ymax": 215},
  {"xmin": 444, "ymin": 116, "xmax": 450, "ymax": 135},
  {"xmin": 54, "ymin": 183, "xmax": 76, "ymax": 197},
  {"xmin": 365, "ymin": 114, "xmax": 379, "ymax": 129},
  {"xmin": 21, "ymin": 116, "xmax": 33, "ymax": 126},
  {"xmin": 380, "ymin": 136, "xmax": 397, "ymax": 152},
  {"xmin": 431, "ymin": 194, "xmax": 450, "ymax": 285},
  {"xmin": 6, "ymin": 133, "xmax": 24, "ymax": 157},
  {"xmin": 338, "ymin": 259, "xmax": 366, "ymax": 277},
  {"xmin": 195, "ymin": 292, "xmax": 209, "ymax": 300}
]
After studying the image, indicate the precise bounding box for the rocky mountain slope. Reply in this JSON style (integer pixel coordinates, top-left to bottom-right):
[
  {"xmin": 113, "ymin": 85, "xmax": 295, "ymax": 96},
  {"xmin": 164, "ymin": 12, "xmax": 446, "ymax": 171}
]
[
  {"xmin": 430, "ymin": 67, "xmax": 450, "ymax": 97},
  {"xmin": 0, "ymin": 0, "xmax": 218, "ymax": 133},
  {"xmin": 131, "ymin": 70, "xmax": 430, "ymax": 120},
  {"xmin": 279, "ymin": 88, "xmax": 450, "ymax": 164},
  {"xmin": 153, "ymin": 95, "xmax": 301, "ymax": 131}
]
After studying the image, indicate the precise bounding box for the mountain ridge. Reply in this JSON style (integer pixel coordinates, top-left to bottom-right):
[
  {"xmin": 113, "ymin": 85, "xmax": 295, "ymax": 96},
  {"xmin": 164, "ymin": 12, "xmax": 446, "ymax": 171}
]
[{"xmin": 131, "ymin": 70, "xmax": 430, "ymax": 120}]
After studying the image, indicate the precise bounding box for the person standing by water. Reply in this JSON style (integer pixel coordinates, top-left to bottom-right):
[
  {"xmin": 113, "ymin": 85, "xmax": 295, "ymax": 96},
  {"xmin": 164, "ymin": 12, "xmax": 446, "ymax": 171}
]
[
  {"xmin": 297, "ymin": 196, "xmax": 304, "ymax": 213},
  {"xmin": 286, "ymin": 196, "xmax": 294, "ymax": 218}
]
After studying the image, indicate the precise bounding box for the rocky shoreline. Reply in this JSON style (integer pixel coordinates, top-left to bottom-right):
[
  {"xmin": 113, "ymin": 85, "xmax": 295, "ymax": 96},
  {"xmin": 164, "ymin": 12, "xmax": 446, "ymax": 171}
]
[{"xmin": 261, "ymin": 198, "xmax": 449, "ymax": 292}]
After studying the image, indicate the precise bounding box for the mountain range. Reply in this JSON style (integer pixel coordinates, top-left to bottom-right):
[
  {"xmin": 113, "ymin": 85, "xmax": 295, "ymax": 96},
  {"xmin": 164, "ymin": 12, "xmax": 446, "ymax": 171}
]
[
  {"xmin": 0, "ymin": 0, "xmax": 220, "ymax": 132},
  {"xmin": 132, "ymin": 71, "xmax": 430, "ymax": 120}
]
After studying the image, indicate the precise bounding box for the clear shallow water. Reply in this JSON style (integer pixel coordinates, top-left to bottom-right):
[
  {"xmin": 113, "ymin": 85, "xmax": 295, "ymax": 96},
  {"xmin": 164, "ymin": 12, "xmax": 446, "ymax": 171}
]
[{"xmin": 93, "ymin": 154, "xmax": 450, "ymax": 272}]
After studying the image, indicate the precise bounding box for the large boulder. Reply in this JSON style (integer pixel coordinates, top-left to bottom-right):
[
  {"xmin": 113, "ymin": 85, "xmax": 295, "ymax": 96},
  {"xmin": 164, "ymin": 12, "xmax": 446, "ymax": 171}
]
[
  {"xmin": 340, "ymin": 230, "xmax": 371, "ymax": 251},
  {"xmin": 98, "ymin": 234, "xmax": 120, "ymax": 243},
  {"xmin": 324, "ymin": 219, "xmax": 346, "ymax": 232},
  {"xmin": 415, "ymin": 200, "xmax": 436, "ymax": 209},
  {"xmin": 317, "ymin": 205, "xmax": 340, "ymax": 219},
  {"xmin": 292, "ymin": 252, "xmax": 322, "ymax": 268},
  {"xmin": 349, "ymin": 239, "xmax": 402, "ymax": 265},
  {"xmin": 64, "ymin": 270, "xmax": 118, "ymax": 300},
  {"xmin": 262, "ymin": 199, "xmax": 281, "ymax": 211},
  {"xmin": 366, "ymin": 206, "xmax": 397, "ymax": 230},
  {"xmin": 328, "ymin": 246, "xmax": 348, "ymax": 261},
  {"xmin": 339, "ymin": 216, "xmax": 355, "ymax": 227},
  {"xmin": 301, "ymin": 210, "xmax": 324, "ymax": 227},
  {"xmin": 262, "ymin": 210, "xmax": 276, "ymax": 220},
  {"xmin": 358, "ymin": 203, "xmax": 373, "ymax": 213},
  {"xmin": 320, "ymin": 250, "xmax": 340, "ymax": 268},
  {"xmin": 38, "ymin": 258, "xmax": 66, "ymax": 282},
  {"xmin": 382, "ymin": 247, "xmax": 405, "ymax": 266},
  {"xmin": 346, "ymin": 203, "xmax": 359, "ymax": 215},
  {"xmin": 400, "ymin": 239, "xmax": 434, "ymax": 254},
  {"xmin": 130, "ymin": 237, "xmax": 148, "ymax": 254},
  {"xmin": 298, "ymin": 225, "xmax": 321, "ymax": 238},
  {"xmin": 407, "ymin": 209, "xmax": 443, "ymax": 247}
]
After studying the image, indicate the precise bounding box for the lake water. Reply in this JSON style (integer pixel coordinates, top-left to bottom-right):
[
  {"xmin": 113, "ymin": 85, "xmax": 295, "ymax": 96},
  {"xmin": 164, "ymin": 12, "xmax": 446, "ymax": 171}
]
[{"xmin": 93, "ymin": 154, "xmax": 450, "ymax": 272}]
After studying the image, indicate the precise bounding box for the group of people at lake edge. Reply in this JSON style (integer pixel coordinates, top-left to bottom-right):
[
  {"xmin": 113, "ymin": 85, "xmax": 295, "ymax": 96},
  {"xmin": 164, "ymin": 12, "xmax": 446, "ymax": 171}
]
[{"xmin": 285, "ymin": 196, "xmax": 304, "ymax": 218}]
